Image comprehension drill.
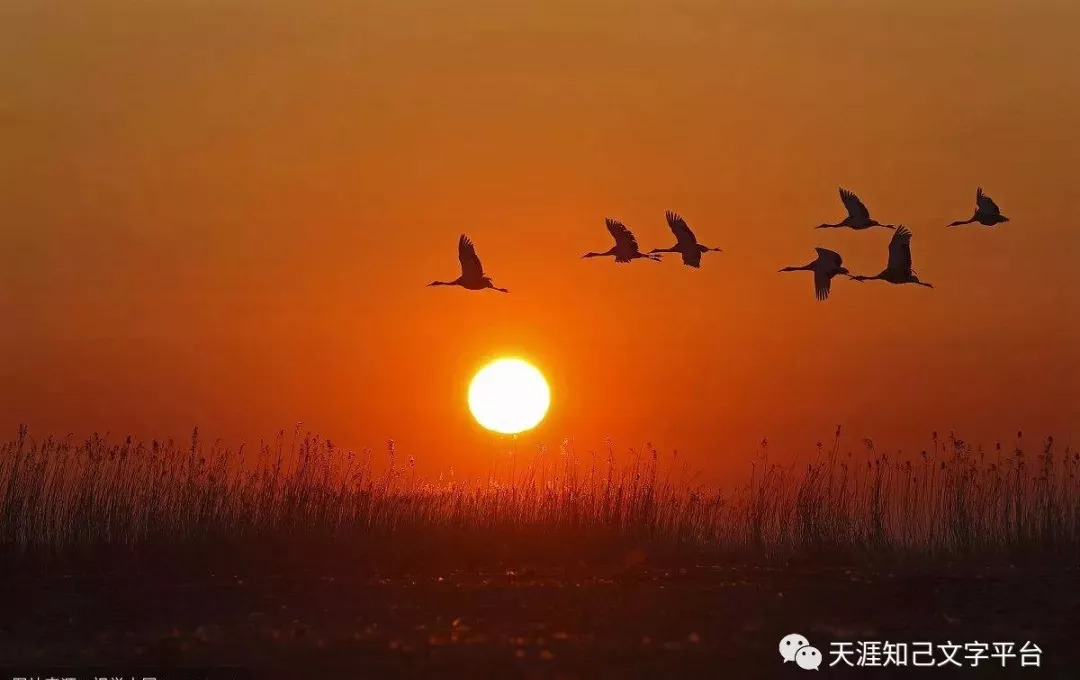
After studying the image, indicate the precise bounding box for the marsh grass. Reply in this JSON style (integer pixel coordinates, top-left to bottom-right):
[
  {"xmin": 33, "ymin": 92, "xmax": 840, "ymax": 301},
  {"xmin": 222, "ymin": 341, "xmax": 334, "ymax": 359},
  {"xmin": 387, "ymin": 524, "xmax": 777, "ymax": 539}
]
[{"xmin": 1, "ymin": 425, "xmax": 1078, "ymax": 567}]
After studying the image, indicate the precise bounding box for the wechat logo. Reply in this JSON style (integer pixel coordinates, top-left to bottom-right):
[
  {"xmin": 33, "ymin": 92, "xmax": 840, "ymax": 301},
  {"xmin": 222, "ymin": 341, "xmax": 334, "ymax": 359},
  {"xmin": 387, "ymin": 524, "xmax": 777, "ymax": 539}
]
[{"xmin": 780, "ymin": 633, "xmax": 822, "ymax": 670}]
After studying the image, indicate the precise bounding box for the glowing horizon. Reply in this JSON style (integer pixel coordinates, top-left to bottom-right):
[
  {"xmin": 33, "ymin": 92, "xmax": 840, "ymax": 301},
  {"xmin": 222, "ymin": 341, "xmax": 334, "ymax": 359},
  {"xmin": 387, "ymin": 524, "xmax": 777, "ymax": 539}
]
[{"xmin": 0, "ymin": 0, "xmax": 1076, "ymax": 482}]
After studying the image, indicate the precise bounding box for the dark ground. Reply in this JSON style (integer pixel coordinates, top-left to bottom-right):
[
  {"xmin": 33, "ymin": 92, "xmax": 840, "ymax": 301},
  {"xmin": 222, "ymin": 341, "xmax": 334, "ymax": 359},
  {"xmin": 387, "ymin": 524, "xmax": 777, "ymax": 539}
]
[{"xmin": 1, "ymin": 559, "xmax": 1077, "ymax": 679}]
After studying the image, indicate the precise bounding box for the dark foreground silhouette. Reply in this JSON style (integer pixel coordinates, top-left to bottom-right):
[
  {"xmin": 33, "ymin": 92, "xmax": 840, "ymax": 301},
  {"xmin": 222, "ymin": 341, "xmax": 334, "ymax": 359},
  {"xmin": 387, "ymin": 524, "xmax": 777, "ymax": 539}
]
[
  {"xmin": 2, "ymin": 428, "xmax": 1076, "ymax": 677},
  {"xmin": 0, "ymin": 557, "xmax": 1075, "ymax": 679}
]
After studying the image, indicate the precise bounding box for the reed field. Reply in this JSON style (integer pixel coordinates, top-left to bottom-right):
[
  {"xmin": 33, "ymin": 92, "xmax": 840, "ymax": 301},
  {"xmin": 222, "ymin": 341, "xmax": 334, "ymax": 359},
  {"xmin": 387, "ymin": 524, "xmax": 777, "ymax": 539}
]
[
  {"xmin": 2, "ymin": 426, "xmax": 1079, "ymax": 676},
  {"xmin": 2, "ymin": 424, "xmax": 1077, "ymax": 564}
]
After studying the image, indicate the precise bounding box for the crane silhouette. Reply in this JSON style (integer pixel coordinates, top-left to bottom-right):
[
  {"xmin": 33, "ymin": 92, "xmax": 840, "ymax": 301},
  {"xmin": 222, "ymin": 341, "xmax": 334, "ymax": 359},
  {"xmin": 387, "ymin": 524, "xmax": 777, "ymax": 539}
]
[
  {"xmin": 948, "ymin": 188, "xmax": 1009, "ymax": 227},
  {"xmin": 851, "ymin": 226, "xmax": 933, "ymax": 288},
  {"xmin": 427, "ymin": 234, "xmax": 508, "ymax": 292},
  {"xmin": 648, "ymin": 211, "xmax": 722, "ymax": 267},
  {"xmin": 582, "ymin": 219, "xmax": 661, "ymax": 263},
  {"xmin": 779, "ymin": 247, "xmax": 852, "ymax": 301},
  {"xmin": 817, "ymin": 188, "xmax": 895, "ymax": 230}
]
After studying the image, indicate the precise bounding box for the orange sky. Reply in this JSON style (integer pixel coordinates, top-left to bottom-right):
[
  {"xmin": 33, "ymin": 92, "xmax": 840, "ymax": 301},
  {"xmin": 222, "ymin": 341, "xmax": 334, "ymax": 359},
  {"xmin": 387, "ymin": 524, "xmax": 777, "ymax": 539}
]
[{"xmin": 1, "ymin": 0, "xmax": 1077, "ymax": 481}]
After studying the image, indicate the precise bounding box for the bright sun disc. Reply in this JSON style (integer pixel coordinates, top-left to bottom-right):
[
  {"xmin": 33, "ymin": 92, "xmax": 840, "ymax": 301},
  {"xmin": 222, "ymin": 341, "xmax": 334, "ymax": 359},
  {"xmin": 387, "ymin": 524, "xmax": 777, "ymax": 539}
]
[{"xmin": 468, "ymin": 358, "xmax": 550, "ymax": 435}]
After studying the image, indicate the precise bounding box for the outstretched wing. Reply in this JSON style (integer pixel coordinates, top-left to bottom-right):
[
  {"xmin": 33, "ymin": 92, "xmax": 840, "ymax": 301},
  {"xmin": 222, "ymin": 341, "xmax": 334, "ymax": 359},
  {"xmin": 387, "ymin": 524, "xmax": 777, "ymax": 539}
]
[
  {"xmin": 812, "ymin": 248, "xmax": 842, "ymax": 301},
  {"xmin": 839, "ymin": 187, "xmax": 870, "ymax": 221},
  {"xmin": 814, "ymin": 247, "xmax": 843, "ymax": 270},
  {"xmin": 605, "ymin": 218, "xmax": 641, "ymax": 260},
  {"xmin": 814, "ymin": 269, "xmax": 833, "ymax": 301},
  {"xmin": 976, "ymin": 187, "xmax": 1000, "ymax": 216},
  {"xmin": 887, "ymin": 226, "xmax": 914, "ymax": 275},
  {"xmin": 665, "ymin": 211, "xmax": 698, "ymax": 247},
  {"xmin": 458, "ymin": 234, "xmax": 485, "ymax": 279}
]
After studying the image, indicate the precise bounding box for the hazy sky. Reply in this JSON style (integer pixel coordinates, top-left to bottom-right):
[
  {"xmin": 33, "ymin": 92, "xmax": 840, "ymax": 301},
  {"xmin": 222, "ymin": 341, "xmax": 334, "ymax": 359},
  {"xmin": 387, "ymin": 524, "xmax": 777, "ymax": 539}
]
[{"xmin": 1, "ymin": 0, "xmax": 1077, "ymax": 480}]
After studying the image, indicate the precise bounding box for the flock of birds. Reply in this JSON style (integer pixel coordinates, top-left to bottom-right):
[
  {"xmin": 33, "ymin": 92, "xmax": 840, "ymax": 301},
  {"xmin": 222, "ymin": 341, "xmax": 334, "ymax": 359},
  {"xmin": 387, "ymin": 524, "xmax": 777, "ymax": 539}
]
[{"xmin": 427, "ymin": 187, "xmax": 1010, "ymax": 301}]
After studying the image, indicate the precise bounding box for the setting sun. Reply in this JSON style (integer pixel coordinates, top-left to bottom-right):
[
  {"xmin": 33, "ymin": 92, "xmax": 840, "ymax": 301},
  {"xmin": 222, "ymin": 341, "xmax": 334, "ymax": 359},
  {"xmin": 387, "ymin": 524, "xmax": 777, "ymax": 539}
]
[
  {"xmin": 3, "ymin": 0, "xmax": 1076, "ymax": 674},
  {"xmin": 468, "ymin": 358, "xmax": 551, "ymax": 435}
]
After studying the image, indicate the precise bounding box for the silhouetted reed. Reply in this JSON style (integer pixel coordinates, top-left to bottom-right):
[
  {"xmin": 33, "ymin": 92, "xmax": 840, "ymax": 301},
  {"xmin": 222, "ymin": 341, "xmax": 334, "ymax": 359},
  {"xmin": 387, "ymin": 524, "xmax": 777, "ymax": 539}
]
[{"xmin": 1, "ymin": 425, "xmax": 1077, "ymax": 564}]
